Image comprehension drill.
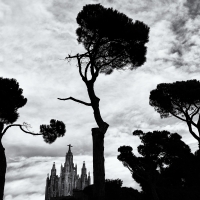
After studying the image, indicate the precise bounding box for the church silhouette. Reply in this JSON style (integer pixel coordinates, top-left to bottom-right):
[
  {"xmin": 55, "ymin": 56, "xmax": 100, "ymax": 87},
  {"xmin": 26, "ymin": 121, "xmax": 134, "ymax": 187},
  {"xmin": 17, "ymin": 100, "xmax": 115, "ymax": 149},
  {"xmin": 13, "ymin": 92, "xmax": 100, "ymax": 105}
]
[{"xmin": 45, "ymin": 145, "xmax": 91, "ymax": 199}]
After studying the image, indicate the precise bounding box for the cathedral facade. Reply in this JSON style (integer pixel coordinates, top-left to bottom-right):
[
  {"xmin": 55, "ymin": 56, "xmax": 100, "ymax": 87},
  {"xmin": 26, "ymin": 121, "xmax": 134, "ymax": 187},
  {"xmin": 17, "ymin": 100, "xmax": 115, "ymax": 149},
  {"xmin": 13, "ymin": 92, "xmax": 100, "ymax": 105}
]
[{"xmin": 45, "ymin": 145, "xmax": 91, "ymax": 199}]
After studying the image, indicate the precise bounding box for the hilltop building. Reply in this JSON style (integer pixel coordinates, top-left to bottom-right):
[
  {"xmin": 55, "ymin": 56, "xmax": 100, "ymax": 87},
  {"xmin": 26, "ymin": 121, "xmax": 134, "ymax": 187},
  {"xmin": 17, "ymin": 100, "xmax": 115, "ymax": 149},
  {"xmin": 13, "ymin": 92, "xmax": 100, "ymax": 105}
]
[{"xmin": 45, "ymin": 145, "xmax": 91, "ymax": 199}]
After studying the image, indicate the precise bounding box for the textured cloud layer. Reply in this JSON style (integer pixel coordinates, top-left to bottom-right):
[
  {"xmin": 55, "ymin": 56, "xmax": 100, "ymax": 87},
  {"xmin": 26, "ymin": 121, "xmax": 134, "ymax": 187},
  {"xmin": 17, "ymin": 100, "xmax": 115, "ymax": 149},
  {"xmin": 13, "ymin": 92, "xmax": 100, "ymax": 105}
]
[{"xmin": 1, "ymin": 0, "xmax": 200, "ymax": 199}]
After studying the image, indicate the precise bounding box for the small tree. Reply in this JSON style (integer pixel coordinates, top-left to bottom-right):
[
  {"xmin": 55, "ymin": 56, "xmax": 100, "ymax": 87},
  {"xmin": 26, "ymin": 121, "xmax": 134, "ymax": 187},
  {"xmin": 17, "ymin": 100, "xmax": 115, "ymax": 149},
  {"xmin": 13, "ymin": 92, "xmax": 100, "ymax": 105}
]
[
  {"xmin": 58, "ymin": 4, "xmax": 149, "ymax": 200},
  {"xmin": 117, "ymin": 130, "xmax": 192, "ymax": 200},
  {"xmin": 149, "ymin": 79, "xmax": 200, "ymax": 148},
  {"xmin": 0, "ymin": 77, "xmax": 66, "ymax": 200}
]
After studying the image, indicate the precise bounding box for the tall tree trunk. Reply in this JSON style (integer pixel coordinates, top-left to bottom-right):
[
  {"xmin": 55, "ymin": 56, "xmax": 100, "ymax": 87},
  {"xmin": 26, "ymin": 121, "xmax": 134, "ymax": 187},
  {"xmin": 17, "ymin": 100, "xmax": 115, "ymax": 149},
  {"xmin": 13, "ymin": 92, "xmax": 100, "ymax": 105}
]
[
  {"xmin": 86, "ymin": 81, "xmax": 109, "ymax": 200},
  {"xmin": 0, "ymin": 139, "xmax": 6, "ymax": 200},
  {"xmin": 92, "ymin": 128, "xmax": 105, "ymax": 200}
]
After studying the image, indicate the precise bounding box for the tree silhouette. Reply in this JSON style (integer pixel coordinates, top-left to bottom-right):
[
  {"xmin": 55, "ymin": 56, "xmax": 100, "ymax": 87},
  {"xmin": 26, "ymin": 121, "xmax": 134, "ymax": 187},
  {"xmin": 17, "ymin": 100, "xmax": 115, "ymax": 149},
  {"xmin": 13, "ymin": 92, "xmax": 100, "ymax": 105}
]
[
  {"xmin": 0, "ymin": 77, "xmax": 66, "ymax": 200},
  {"xmin": 58, "ymin": 4, "xmax": 149, "ymax": 200},
  {"xmin": 149, "ymin": 79, "xmax": 200, "ymax": 149},
  {"xmin": 117, "ymin": 130, "xmax": 192, "ymax": 200},
  {"xmin": 83, "ymin": 179, "xmax": 142, "ymax": 200}
]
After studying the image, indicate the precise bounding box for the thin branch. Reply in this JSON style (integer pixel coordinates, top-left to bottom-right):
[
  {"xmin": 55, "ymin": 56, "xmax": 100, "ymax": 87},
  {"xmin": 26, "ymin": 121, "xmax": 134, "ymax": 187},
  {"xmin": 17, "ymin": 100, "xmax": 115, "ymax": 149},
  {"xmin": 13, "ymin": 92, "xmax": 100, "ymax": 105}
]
[
  {"xmin": 2, "ymin": 124, "xmax": 42, "ymax": 137},
  {"xmin": 190, "ymin": 104, "xmax": 200, "ymax": 120},
  {"xmin": 186, "ymin": 121, "xmax": 200, "ymax": 141},
  {"xmin": 84, "ymin": 61, "xmax": 91, "ymax": 81},
  {"xmin": 98, "ymin": 49, "xmax": 125, "ymax": 70},
  {"xmin": 169, "ymin": 112, "xmax": 187, "ymax": 122},
  {"xmin": 171, "ymin": 100, "xmax": 183, "ymax": 113},
  {"xmin": 185, "ymin": 111, "xmax": 198, "ymax": 128},
  {"xmin": 87, "ymin": 50, "xmax": 95, "ymax": 78},
  {"xmin": 186, "ymin": 103, "xmax": 192, "ymax": 112},
  {"xmin": 58, "ymin": 96, "xmax": 91, "ymax": 106},
  {"xmin": 190, "ymin": 107, "xmax": 198, "ymax": 118},
  {"xmin": 65, "ymin": 52, "xmax": 89, "ymax": 60},
  {"xmin": 77, "ymin": 54, "xmax": 87, "ymax": 82},
  {"xmin": 124, "ymin": 163, "xmax": 133, "ymax": 173}
]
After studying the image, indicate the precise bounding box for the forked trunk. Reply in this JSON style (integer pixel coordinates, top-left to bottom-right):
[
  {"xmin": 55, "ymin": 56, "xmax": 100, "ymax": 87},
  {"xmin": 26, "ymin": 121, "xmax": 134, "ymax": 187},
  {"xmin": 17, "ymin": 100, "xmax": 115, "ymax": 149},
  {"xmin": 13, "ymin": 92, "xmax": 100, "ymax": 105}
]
[
  {"xmin": 92, "ymin": 128, "xmax": 105, "ymax": 200},
  {"xmin": 0, "ymin": 139, "xmax": 6, "ymax": 200}
]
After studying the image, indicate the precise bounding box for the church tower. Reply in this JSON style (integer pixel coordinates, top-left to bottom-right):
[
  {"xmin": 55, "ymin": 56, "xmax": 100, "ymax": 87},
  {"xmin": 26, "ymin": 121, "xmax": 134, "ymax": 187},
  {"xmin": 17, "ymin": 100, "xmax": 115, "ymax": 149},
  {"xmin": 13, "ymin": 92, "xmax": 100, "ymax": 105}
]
[
  {"xmin": 81, "ymin": 161, "xmax": 87, "ymax": 190},
  {"xmin": 64, "ymin": 144, "xmax": 75, "ymax": 196},
  {"xmin": 65, "ymin": 144, "xmax": 73, "ymax": 166},
  {"xmin": 51, "ymin": 162, "xmax": 56, "ymax": 176},
  {"xmin": 45, "ymin": 145, "xmax": 91, "ymax": 199}
]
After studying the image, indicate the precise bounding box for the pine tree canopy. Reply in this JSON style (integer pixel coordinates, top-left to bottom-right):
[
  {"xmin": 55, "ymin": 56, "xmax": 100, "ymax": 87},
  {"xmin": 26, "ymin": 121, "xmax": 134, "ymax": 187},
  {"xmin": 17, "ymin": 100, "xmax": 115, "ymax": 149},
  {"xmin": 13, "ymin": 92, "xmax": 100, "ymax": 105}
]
[
  {"xmin": 0, "ymin": 77, "xmax": 27, "ymax": 124},
  {"xmin": 76, "ymin": 4, "xmax": 150, "ymax": 75}
]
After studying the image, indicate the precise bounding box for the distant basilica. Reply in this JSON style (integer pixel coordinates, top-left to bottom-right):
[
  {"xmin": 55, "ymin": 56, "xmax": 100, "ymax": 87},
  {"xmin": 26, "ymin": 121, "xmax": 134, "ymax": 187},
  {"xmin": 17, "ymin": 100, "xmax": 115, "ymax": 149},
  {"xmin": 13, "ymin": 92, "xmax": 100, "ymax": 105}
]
[{"xmin": 45, "ymin": 145, "xmax": 91, "ymax": 199}]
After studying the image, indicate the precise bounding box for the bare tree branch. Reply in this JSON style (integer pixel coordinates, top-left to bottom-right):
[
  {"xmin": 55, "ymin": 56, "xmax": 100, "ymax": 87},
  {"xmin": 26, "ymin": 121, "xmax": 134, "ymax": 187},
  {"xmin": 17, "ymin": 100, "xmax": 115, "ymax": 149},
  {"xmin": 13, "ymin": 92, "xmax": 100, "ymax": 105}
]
[
  {"xmin": 76, "ymin": 54, "xmax": 87, "ymax": 82},
  {"xmin": 57, "ymin": 96, "xmax": 91, "ymax": 106},
  {"xmin": 186, "ymin": 121, "xmax": 200, "ymax": 141},
  {"xmin": 190, "ymin": 104, "xmax": 200, "ymax": 120},
  {"xmin": 190, "ymin": 107, "xmax": 198, "ymax": 118},
  {"xmin": 2, "ymin": 123, "xmax": 42, "ymax": 137},
  {"xmin": 84, "ymin": 61, "xmax": 91, "ymax": 81},
  {"xmin": 169, "ymin": 111, "xmax": 187, "ymax": 122},
  {"xmin": 186, "ymin": 103, "xmax": 192, "ymax": 112},
  {"xmin": 65, "ymin": 52, "xmax": 89, "ymax": 60},
  {"xmin": 185, "ymin": 111, "xmax": 198, "ymax": 128}
]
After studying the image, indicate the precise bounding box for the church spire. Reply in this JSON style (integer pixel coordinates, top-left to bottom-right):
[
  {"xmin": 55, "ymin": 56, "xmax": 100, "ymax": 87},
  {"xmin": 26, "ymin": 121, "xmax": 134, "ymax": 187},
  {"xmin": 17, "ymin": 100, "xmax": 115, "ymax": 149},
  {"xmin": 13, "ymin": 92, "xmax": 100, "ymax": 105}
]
[
  {"xmin": 66, "ymin": 144, "xmax": 73, "ymax": 158},
  {"xmin": 52, "ymin": 162, "xmax": 56, "ymax": 170},
  {"xmin": 51, "ymin": 162, "xmax": 56, "ymax": 176},
  {"xmin": 81, "ymin": 161, "xmax": 87, "ymax": 176},
  {"xmin": 83, "ymin": 161, "xmax": 85, "ymax": 168},
  {"xmin": 88, "ymin": 172, "xmax": 91, "ymax": 185},
  {"xmin": 68, "ymin": 144, "xmax": 73, "ymax": 152},
  {"xmin": 65, "ymin": 144, "xmax": 74, "ymax": 169}
]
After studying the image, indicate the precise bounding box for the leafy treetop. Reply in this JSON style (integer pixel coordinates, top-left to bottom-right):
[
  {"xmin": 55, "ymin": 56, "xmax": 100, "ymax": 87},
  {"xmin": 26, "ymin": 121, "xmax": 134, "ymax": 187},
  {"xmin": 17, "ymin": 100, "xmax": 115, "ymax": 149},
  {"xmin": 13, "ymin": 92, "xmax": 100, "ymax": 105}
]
[
  {"xmin": 118, "ymin": 130, "xmax": 193, "ymax": 194},
  {"xmin": 132, "ymin": 130, "xmax": 191, "ymax": 168},
  {"xmin": 149, "ymin": 79, "xmax": 200, "ymax": 119},
  {"xmin": 0, "ymin": 77, "xmax": 66, "ymax": 144},
  {"xmin": 74, "ymin": 4, "xmax": 149, "ymax": 77},
  {"xmin": 118, "ymin": 130, "xmax": 192, "ymax": 179},
  {"xmin": 0, "ymin": 77, "xmax": 27, "ymax": 124},
  {"xmin": 149, "ymin": 79, "xmax": 200, "ymax": 142},
  {"xmin": 40, "ymin": 119, "xmax": 66, "ymax": 144}
]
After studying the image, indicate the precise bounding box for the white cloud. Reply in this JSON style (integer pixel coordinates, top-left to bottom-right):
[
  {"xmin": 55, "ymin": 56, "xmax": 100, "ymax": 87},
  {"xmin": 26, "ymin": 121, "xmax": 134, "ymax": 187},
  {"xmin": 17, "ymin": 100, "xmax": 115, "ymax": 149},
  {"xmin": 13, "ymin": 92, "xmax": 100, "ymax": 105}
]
[{"xmin": 1, "ymin": 0, "xmax": 200, "ymax": 198}]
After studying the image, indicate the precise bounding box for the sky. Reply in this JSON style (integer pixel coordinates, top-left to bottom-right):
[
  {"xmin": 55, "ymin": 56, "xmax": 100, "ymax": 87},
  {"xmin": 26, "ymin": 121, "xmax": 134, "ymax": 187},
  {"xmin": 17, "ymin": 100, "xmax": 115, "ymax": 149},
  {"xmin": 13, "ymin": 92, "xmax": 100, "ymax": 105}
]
[{"xmin": 1, "ymin": 0, "xmax": 200, "ymax": 199}]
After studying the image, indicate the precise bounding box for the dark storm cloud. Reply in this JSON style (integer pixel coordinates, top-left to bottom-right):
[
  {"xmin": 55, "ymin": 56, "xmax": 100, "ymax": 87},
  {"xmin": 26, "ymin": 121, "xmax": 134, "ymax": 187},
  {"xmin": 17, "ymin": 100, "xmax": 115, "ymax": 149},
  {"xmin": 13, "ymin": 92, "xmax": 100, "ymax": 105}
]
[{"xmin": 184, "ymin": 0, "xmax": 200, "ymax": 18}]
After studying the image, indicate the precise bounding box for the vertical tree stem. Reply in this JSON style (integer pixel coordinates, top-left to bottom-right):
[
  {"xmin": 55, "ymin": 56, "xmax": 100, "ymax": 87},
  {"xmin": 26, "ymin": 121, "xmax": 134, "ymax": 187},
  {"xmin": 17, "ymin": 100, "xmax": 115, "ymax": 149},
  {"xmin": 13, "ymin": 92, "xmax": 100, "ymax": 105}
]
[
  {"xmin": 0, "ymin": 139, "xmax": 6, "ymax": 200},
  {"xmin": 92, "ymin": 128, "xmax": 105, "ymax": 200}
]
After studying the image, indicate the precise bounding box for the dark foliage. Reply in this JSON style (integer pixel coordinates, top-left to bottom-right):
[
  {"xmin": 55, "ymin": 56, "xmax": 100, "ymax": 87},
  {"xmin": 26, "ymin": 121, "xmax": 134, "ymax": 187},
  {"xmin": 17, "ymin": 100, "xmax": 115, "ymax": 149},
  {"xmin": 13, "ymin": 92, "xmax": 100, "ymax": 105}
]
[
  {"xmin": 149, "ymin": 79, "xmax": 200, "ymax": 119},
  {"xmin": 83, "ymin": 179, "xmax": 142, "ymax": 200},
  {"xmin": 117, "ymin": 130, "xmax": 198, "ymax": 200},
  {"xmin": 105, "ymin": 179, "xmax": 122, "ymax": 189},
  {"xmin": 0, "ymin": 77, "xmax": 66, "ymax": 200},
  {"xmin": 149, "ymin": 79, "xmax": 200, "ymax": 145},
  {"xmin": 40, "ymin": 119, "xmax": 66, "ymax": 144},
  {"xmin": 0, "ymin": 77, "xmax": 27, "ymax": 124},
  {"xmin": 76, "ymin": 4, "xmax": 149, "ymax": 75},
  {"xmin": 132, "ymin": 130, "xmax": 192, "ymax": 168}
]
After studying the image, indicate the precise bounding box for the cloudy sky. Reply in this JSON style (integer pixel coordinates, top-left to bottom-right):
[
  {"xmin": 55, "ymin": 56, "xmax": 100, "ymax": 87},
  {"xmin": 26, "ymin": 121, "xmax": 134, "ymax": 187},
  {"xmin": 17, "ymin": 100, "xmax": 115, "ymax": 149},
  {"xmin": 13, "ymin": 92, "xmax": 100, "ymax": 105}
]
[{"xmin": 1, "ymin": 0, "xmax": 200, "ymax": 199}]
